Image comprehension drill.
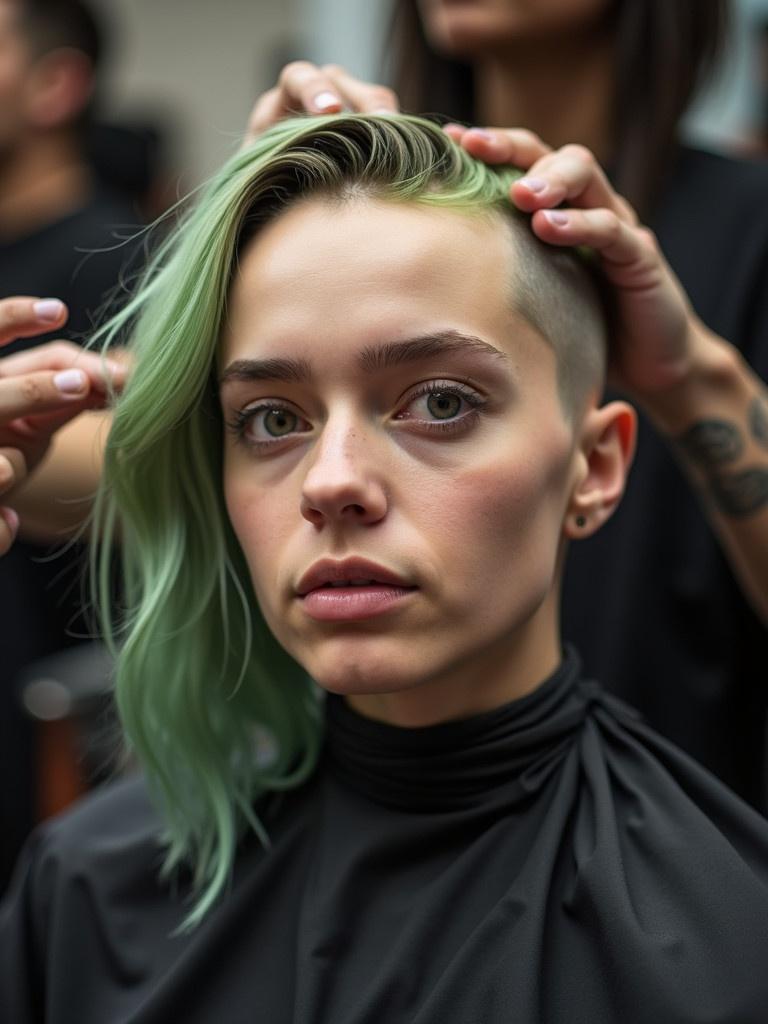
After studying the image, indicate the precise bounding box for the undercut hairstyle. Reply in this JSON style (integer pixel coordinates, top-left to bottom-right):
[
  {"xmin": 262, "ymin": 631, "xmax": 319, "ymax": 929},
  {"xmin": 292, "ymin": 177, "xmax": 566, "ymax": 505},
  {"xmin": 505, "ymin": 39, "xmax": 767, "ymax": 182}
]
[
  {"xmin": 92, "ymin": 114, "xmax": 607, "ymax": 928},
  {"xmin": 388, "ymin": 0, "xmax": 730, "ymax": 218}
]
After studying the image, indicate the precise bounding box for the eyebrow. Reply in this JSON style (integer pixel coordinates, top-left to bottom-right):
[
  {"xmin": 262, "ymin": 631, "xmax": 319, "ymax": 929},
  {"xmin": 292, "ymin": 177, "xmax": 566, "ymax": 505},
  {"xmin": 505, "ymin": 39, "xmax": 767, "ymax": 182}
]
[{"xmin": 219, "ymin": 331, "xmax": 508, "ymax": 387}]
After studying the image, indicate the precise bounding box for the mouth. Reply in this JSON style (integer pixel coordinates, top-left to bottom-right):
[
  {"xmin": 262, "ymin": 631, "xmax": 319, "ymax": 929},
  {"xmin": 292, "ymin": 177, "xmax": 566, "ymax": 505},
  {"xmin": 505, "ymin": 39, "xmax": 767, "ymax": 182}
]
[{"xmin": 296, "ymin": 558, "xmax": 418, "ymax": 622}]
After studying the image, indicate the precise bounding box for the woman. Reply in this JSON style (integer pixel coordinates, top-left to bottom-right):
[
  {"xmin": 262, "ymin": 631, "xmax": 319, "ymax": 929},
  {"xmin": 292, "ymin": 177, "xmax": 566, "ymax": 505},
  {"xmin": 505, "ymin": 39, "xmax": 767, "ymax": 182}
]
[
  {"xmin": 245, "ymin": 0, "xmax": 768, "ymax": 811},
  {"xmin": 2, "ymin": 113, "xmax": 768, "ymax": 1024}
]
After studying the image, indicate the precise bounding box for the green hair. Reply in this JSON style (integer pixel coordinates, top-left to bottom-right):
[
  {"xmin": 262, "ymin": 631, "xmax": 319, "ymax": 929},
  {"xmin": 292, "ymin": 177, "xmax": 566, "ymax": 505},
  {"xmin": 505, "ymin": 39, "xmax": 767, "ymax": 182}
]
[{"xmin": 92, "ymin": 113, "xmax": 603, "ymax": 929}]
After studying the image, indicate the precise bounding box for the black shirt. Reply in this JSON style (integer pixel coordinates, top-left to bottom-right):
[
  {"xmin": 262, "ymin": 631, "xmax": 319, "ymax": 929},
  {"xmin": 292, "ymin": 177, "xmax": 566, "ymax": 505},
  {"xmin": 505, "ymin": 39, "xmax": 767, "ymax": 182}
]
[
  {"xmin": 563, "ymin": 145, "xmax": 768, "ymax": 809},
  {"xmin": 0, "ymin": 189, "xmax": 143, "ymax": 891},
  {"xmin": 3, "ymin": 651, "xmax": 768, "ymax": 1023}
]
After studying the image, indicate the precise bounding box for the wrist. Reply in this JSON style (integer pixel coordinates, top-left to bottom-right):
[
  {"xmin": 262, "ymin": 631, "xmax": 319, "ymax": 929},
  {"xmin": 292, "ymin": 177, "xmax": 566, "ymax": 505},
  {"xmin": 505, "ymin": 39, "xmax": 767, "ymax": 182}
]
[{"xmin": 637, "ymin": 325, "xmax": 749, "ymax": 437}]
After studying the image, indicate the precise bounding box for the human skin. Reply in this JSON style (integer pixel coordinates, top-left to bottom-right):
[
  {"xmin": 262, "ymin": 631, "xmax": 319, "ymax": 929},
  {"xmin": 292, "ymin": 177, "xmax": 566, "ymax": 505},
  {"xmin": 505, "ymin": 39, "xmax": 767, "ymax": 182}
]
[
  {"xmin": 220, "ymin": 198, "xmax": 633, "ymax": 728},
  {"xmin": 0, "ymin": 0, "xmax": 94, "ymax": 236},
  {"xmin": 416, "ymin": 0, "xmax": 612, "ymax": 53},
  {"xmin": 0, "ymin": 295, "xmax": 126, "ymax": 553},
  {"xmin": 243, "ymin": 40, "xmax": 768, "ymax": 624}
]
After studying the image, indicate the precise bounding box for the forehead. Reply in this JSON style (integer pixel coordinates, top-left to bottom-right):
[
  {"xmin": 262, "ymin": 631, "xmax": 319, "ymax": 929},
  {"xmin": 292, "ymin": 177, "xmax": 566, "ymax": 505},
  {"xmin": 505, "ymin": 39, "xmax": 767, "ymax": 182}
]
[{"xmin": 222, "ymin": 197, "xmax": 550, "ymax": 381}]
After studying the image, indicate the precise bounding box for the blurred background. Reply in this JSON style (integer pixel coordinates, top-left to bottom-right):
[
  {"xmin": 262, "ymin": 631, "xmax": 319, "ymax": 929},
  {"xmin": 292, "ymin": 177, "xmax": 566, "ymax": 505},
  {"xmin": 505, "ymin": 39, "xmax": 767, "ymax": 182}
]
[
  {"xmin": 3, "ymin": 0, "xmax": 768, "ymax": 898},
  {"xmin": 97, "ymin": 0, "xmax": 768, "ymax": 193}
]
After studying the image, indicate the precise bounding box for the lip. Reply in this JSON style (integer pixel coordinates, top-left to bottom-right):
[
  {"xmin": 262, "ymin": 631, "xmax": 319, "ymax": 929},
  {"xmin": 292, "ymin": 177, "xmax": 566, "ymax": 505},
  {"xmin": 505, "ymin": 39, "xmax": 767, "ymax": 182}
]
[
  {"xmin": 296, "ymin": 558, "xmax": 417, "ymax": 623},
  {"xmin": 296, "ymin": 557, "xmax": 414, "ymax": 597}
]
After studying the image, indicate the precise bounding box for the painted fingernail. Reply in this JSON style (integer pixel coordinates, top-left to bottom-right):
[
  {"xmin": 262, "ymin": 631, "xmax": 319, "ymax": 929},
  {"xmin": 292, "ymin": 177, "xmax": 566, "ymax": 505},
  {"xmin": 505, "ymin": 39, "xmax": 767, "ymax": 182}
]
[
  {"xmin": 313, "ymin": 91, "xmax": 341, "ymax": 111},
  {"xmin": 1, "ymin": 507, "xmax": 19, "ymax": 538},
  {"xmin": 519, "ymin": 176, "xmax": 547, "ymax": 194},
  {"xmin": 466, "ymin": 128, "xmax": 494, "ymax": 140},
  {"xmin": 33, "ymin": 298, "xmax": 65, "ymax": 322},
  {"xmin": 544, "ymin": 210, "xmax": 569, "ymax": 227},
  {"xmin": 54, "ymin": 369, "xmax": 87, "ymax": 394}
]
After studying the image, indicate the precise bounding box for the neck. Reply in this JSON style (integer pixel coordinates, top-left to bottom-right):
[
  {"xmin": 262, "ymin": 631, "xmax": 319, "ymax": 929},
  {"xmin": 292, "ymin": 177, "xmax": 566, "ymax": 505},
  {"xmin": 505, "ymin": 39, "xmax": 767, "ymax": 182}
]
[
  {"xmin": 345, "ymin": 589, "xmax": 563, "ymax": 728},
  {"xmin": 472, "ymin": 29, "xmax": 615, "ymax": 163},
  {"xmin": 0, "ymin": 131, "xmax": 92, "ymax": 240}
]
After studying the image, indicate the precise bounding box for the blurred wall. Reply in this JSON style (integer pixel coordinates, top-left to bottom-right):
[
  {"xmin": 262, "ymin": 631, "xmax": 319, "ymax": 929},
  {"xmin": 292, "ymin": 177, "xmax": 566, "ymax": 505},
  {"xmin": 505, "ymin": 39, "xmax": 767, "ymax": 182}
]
[
  {"xmin": 91, "ymin": 0, "xmax": 768, "ymax": 194},
  {"xmin": 684, "ymin": 0, "xmax": 768, "ymax": 149},
  {"xmin": 92, "ymin": 0, "xmax": 302, "ymax": 188}
]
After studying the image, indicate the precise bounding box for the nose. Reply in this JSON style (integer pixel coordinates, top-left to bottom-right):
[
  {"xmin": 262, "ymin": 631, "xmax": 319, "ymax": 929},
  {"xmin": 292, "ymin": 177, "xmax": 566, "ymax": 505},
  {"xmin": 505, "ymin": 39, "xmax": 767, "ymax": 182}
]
[{"xmin": 300, "ymin": 415, "xmax": 387, "ymax": 528}]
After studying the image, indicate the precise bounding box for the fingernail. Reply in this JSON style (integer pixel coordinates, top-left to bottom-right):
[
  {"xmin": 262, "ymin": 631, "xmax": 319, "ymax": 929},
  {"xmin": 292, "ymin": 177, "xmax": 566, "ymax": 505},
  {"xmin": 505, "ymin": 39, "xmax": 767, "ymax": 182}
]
[
  {"xmin": 313, "ymin": 91, "xmax": 341, "ymax": 112},
  {"xmin": 519, "ymin": 176, "xmax": 547, "ymax": 194},
  {"xmin": 466, "ymin": 128, "xmax": 494, "ymax": 141},
  {"xmin": 1, "ymin": 507, "xmax": 19, "ymax": 538},
  {"xmin": 34, "ymin": 298, "xmax": 65, "ymax": 322},
  {"xmin": 544, "ymin": 210, "xmax": 569, "ymax": 227},
  {"xmin": 54, "ymin": 369, "xmax": 87, "ymax": 394}
]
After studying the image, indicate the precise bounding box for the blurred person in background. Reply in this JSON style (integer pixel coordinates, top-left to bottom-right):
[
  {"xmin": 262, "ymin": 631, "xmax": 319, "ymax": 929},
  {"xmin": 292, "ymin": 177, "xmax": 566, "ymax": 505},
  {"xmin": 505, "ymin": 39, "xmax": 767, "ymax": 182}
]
[
  {"xmin": 0, "ymin": 0, "xmax": 141, "ymax": 894},
  {"xmin": 245, "ymin": 0, "xmax": 768, "ymax": 813}
]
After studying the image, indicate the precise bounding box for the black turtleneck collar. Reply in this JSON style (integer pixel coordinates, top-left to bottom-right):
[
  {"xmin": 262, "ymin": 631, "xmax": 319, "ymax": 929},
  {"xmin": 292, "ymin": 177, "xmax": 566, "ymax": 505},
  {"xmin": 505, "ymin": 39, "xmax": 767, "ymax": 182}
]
[{"xmin": 323, "ymin": 647, "xmax": 598, "ymax": 812}]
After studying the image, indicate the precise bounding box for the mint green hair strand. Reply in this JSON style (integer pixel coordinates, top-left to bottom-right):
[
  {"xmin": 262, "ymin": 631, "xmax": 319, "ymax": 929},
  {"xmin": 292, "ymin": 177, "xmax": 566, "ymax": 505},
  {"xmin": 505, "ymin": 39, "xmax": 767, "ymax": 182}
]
[{"xmin": 91, "ymin": 114, "xmax": 522, "ymax": 928}]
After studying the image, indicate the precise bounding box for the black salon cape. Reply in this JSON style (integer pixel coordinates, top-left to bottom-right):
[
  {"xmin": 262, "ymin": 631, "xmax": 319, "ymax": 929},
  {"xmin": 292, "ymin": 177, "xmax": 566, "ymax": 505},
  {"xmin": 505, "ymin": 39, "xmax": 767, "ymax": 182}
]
[
  {"xmin": 3, "ymin": 652, "xmax": 768, "ymax": 1024},
  {"xmin": 563, "ymin": 145, "xmax": 768, "ymax": 809}
]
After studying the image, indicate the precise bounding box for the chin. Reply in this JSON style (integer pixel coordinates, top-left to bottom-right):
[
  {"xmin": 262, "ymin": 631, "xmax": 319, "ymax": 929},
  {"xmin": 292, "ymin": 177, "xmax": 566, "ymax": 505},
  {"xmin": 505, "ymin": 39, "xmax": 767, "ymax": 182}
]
[
  {"xmin": 301, "ymin": 641, "xmax": 425, "ymax": 697},
  {"xmin": 422, "ymin": 6, "xmax": 518, "ymax": 58}
]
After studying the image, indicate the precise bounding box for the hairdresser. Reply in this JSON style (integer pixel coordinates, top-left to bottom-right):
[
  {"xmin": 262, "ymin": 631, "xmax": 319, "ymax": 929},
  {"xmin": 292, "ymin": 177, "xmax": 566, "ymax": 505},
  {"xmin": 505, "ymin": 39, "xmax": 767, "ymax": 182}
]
[{"xmin": 243, "ymin": 0, "xmax": 768, "ymax": 810}]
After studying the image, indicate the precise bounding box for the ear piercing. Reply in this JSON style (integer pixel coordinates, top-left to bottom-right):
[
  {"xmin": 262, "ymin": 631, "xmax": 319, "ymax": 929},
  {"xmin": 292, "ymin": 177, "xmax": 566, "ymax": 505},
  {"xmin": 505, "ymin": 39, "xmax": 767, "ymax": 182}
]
[{"xmin": 575, "ymin": 514, "xmax": 587, "ymax": 528}]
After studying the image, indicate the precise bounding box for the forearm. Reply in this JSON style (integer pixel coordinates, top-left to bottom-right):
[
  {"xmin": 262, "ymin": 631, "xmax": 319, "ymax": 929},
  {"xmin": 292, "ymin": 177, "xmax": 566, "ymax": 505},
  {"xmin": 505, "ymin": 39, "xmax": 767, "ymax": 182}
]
[
  {"xmin": 641, "ymin": 327, "xmax": 768, "ymax": 624},
  {"xmin": 14, "ymin": 409, "xmax": 112, "ymax": 542}
]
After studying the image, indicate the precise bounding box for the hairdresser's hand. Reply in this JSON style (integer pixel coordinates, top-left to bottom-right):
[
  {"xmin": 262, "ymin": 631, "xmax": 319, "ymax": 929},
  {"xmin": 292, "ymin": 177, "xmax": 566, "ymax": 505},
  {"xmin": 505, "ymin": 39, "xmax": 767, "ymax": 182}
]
[
  {"xmin": 444, "ymin": 127, "xmax": 719, "ymax": 419},
  {"xmin": 244, "ymin": 61, "xmax": 399, "ymax": 145},
  {"xmin": 0, "ymin": 296, "xmax": 127, "ymax": 554}
]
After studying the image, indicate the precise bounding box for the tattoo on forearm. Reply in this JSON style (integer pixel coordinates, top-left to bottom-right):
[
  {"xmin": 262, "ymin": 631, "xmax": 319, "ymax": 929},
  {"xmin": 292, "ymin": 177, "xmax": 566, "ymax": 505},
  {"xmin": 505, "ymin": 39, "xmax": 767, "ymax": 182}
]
[
  {"xmin": 676, "ymin": 419, "xmax": 743, "ymax": 469},
  {"xmin": 749, "ymin": 394, "xmax": 768, "ymax": 452},
  {"xmin": 708, "ymin": 468, "xmax": 768, "ymax": 517},
  {"xmin": 675, "ymin": 402, "xmax": 768, "ymax": 517}
]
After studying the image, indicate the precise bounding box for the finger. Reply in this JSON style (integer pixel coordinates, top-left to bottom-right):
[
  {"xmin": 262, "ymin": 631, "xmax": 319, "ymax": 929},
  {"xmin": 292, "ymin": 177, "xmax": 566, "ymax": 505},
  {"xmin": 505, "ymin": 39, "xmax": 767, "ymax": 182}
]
[
  {"xmin": 445, "ymin": 126, "xmax": 551, "ymax": 169},
  {"xmin": 0, "ymin": 447, "xmax": 25, "ymax": 495},
  {"xmin": 0, "ymin": 368, "xmax": 93, "ymax": 421},
  {"xmin": 246, "ymin": 62, "xmax": 345, "ymax": 141},
  {"xmin": 245, "ymin": 87, "xmax": 288, "ymax": 142},
  {"xmin": 513, "ymin": 144, "xmax": 636, "ymax": 222},
  {"xmin": 0, "ymin": 296, "xmax": 68, "ymax": 346},
  {"xmin": 320, "ymin": 64, "xmax": 399, "ymax": 113},
  {"xmin": 531, "ymin": 207, "xmax": 660, "ymax": 287},
  {"xmin": 277, "ymin": 60, "xmax": 344, "ymax": 115},
  {"xmin": 8, "ymin": 387, "xmax": 108, "ymax": 443},
  {"xmin": 0, "ymin": 341, "xmax": 126, "ymax": 391},
  {"xmin": 0, "ymin": 506, "xmax": 19, "ymax": 555}
]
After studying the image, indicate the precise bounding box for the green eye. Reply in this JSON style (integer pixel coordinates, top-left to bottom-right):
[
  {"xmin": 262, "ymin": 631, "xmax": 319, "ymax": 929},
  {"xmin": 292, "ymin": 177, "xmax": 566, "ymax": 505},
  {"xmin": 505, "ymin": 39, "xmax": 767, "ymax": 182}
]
[
  {"xmin": 426, "ymin": 391, "xmax": 462, "ymax": 420},
  {"xmin": 264, "ymin": 408, "xmax": 298, "ymax": 436}
]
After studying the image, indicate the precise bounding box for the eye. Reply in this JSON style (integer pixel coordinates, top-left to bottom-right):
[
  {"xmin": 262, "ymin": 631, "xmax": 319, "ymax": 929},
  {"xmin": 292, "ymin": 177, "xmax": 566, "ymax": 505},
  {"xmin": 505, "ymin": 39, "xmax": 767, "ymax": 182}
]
[
  {"xmin": 262, "ymin": 408, "xmax": 300, "ymax": 437},
  {"xmin": 395, "ymin": 380, "xmax": 485, "ymax": 434},
  {"xmin": 423, "ymin": 390, "xmax": 462, "ymax": 420},
  {"xmin": 228, "ymin": 402, "xmax": 311, "ymax": 448}
]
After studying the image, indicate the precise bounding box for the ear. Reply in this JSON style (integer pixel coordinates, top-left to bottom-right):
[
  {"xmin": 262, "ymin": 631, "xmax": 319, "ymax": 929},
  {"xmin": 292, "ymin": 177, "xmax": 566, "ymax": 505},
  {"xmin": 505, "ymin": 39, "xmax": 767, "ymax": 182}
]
[
  {"xmin": 25, "ymin": 49, "xmax": 94, "ymax": 129},
  {"xmin": 562, "ymin": 400, "xmax": 636, "ymax": 540}
]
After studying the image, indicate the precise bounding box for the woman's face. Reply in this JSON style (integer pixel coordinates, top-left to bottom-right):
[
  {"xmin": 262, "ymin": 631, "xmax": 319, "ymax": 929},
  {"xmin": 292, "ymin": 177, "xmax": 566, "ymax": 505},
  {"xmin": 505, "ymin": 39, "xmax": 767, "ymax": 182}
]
[
  {"xmin": 417, "ymin": 0, "xmax": 613, "ymax": 57},
  {"xmin": 220, "ymin": 199, "xmax": 583, "ymax": 726}
]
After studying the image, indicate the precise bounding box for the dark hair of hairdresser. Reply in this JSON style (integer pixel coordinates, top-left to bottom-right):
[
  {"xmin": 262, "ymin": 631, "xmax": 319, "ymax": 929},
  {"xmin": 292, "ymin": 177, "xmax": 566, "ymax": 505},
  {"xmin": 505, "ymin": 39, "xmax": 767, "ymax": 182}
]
[
  {"xmin": 388, "ymin": 0, "xmax": 730, "ymax": 218},
  {"xmin": 16, "ymin": 0, "xmax": 103, "ymax": 125},
  {"xmin": 18, "ymin": 0, "xmax": 101, "ymax": 64}
]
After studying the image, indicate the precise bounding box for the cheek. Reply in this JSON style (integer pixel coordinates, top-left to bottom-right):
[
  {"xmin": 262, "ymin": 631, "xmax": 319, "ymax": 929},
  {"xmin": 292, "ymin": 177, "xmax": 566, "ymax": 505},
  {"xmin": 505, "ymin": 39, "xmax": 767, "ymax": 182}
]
[
  {"xmin": 224, "ymin": 472, "xmax": 288, "ymax": 597},
  {"xmin": 419, "ymin": 435, "xmax": 572, "ymax": 593}
]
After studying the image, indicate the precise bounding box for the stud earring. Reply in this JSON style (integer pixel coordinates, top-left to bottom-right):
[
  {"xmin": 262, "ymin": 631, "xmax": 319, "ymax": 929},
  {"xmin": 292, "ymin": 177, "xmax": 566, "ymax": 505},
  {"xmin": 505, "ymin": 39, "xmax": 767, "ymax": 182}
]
[{"xmin": 575, "ymin": 514, "xmax": 587, "ymax": 528}]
